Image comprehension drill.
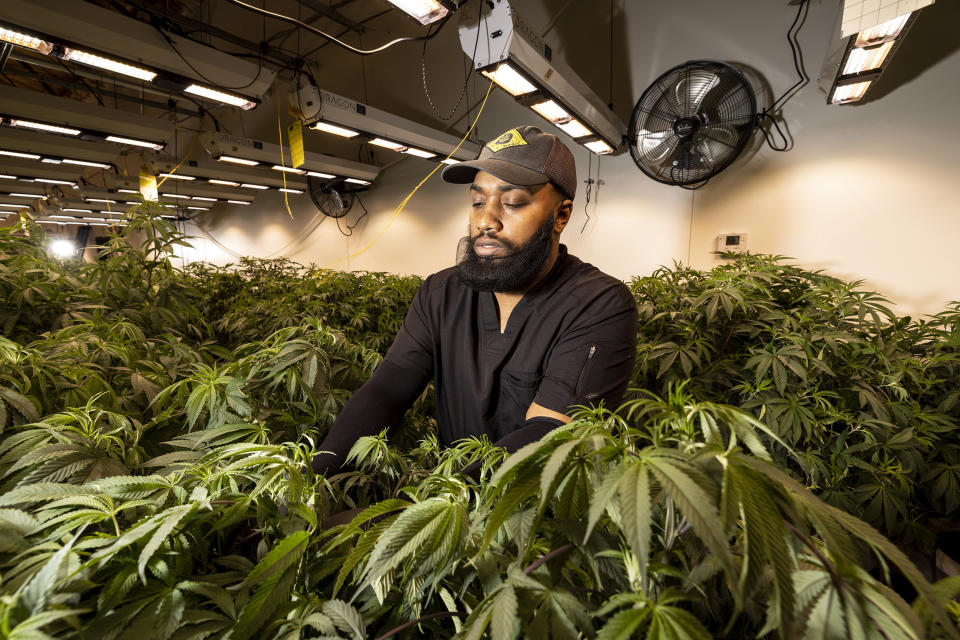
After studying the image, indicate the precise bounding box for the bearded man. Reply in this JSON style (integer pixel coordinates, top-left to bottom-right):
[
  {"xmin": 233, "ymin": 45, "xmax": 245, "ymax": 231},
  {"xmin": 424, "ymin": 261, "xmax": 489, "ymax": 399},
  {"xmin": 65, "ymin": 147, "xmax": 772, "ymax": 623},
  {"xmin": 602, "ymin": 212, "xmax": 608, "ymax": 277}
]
[{"xmin": 312, "ymin": 126, "xmax": 638, "ymax": 477}]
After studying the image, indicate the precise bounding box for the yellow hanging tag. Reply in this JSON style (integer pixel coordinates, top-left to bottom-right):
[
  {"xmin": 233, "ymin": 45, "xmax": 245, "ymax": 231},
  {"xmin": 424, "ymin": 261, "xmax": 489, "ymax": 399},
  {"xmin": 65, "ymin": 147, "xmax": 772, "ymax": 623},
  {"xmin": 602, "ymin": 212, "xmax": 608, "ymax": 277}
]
[{"xmin": 288, "ymin": 119, "xmax": 305, "ymax": 169}]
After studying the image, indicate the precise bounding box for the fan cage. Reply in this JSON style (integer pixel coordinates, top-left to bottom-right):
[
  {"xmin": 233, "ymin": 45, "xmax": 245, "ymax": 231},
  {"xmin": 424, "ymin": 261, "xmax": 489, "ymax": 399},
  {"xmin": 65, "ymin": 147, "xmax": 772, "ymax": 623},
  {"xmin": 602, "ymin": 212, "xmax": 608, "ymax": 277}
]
[{"xmin": 628, "ymin": 60, "xmax": 757, "ymax": 186}]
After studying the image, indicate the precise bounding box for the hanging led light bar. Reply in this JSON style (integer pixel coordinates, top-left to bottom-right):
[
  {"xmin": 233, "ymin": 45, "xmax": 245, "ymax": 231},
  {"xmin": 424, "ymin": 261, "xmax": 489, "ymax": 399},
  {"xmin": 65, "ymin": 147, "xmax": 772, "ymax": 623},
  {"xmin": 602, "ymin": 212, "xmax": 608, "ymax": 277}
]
[
  {"xmin": 312, "ymin": 121, "xmax": 359, "ymax": 138},
  {"xmin": 184, "ymin": 84, "xmax": 257, "ymax": 110},
  {"xmin": 61, "ymin": 48, "xmax": 157, "ymax": 81},
  {"xmin": 0, "ymin": 150, "xmax": 40, "ymax": 159},
  {"xmin": 272, "ymin": 165, "xmax": 306, "ymax": 175},
  {"xmin": 0, "ymin": 23, "xmax": 53, "ymax": 54},
  {"xmin": 10, "ymin": 119, "xmax": 81, "ymax": 136},
  {"xmin": 217, "ymin": 156, "xmax": 260, "ymax": 167},
  {"xmin": 159, "ymin": 172, "xmax": 195, "ymax": 181},
  {"xmin": 385, "ymin": 0, "xmax": 457, "ymax": 26},
  {"xmin": 104, "ymin": 135, "xmax": 165, "ymax": 150},
  {"xmin": 457, "ymin": 1, "xmax": 625, "ymax": 154},
  {"xmin": 820, "ymin": 6, "xmax": 928, "ymax": 105}
]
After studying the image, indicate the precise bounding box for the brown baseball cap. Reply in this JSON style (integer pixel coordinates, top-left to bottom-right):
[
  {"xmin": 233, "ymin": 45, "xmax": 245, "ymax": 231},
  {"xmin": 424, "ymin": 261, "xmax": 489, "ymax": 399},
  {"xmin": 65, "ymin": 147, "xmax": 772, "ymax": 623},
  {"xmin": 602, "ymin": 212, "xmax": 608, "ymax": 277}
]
[{"xmin": 441, "ymin": 125, "xmax": 577, "ymax": 200}]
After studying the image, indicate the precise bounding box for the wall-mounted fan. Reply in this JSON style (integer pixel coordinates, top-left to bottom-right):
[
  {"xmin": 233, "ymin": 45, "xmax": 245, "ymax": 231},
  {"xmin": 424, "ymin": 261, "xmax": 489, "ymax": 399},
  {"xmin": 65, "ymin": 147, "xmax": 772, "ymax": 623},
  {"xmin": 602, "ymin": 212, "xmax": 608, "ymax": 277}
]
[
  {"xmin": 307, "ymin": 177, "xmax": 359, "ymax": 219},
  {"xmin": 628, "ymin": 60, "xmax": 757, "ymax": 187}
]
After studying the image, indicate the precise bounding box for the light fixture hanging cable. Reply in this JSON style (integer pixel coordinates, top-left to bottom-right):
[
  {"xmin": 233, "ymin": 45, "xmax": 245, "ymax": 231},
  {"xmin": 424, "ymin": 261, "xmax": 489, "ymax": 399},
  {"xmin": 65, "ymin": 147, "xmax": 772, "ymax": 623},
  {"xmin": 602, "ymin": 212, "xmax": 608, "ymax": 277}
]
[{"xmin": 222, "ymin": 0, "xmax": 447, "ymax": 56}]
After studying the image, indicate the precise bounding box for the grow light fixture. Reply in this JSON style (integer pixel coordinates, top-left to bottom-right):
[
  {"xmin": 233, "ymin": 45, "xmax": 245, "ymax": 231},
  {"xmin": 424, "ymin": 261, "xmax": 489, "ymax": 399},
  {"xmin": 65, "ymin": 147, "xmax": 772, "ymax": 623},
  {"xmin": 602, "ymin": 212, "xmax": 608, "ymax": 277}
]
[
  {"xmin": 61, "ymin": 158, "xmax": 112, "ymax": 169},
  {"xmin": 272, "ymin": 165, "xmax": 306, "ymax": 174},
  {"xmin": 159, "ymin": 173, "xmax": 195, "ymax": 181},
  {"xmin": 85, "ymin": 198, "xmax": 117, "ymax": 203},
  {"xmin": 345, "ymin": 178, "xmax": 370, "ymax": 186},
  {"xmin": 278, "ymin": 188, "xmax": 303, "ymax": 194},
  {"xmin": 385, "ymin": 0, "xmax": 455, "ymax": 25},
  {"xmin": 0, "ymin": 150, "xmax": 40, "ymax": 159},
  {"xmin": 842, "ymin": 41, "xmax": 894, "ymax": 75},
  {"xmin": 10, "ymin": 120, "xmax": 81, "ymax": 136},
  {"xmin": 35, "ymin": 178, "xmax": 76, "ymax": 185},
  {"xmin": 301, "ymin": 85, "xmax": 481, "ymax": 163},
  {"xmin": 209, "ymin": 179, "xmax": 241, "ymax": 186},
  {"xmin": 117, "ymin": 189, "xmax": 139, "ymax": 194},
  {"xmin": 104, "ymin": 135, "xmax": 165, "ymax": 150},
  {"xmin": 856, "ymin": 13, "xmax": 911, "ymax": 46},
  {"xmin": 184, "ymin": 84, "xmax": 257, "ymax": 110},
  {"xmin": 441, "ymin": 158, "xmax": 459, "ymax": 165},
  {"xmin": 217, "ymin": 155, "xmax": 260, "ymax": 167},
  {"xmin": 9, "ymin": 192, "xmax": 46, "ymax": 198},
  {"xmin": 0, "ymin": 203, "xmax": 27, "ymax": 208},
  {"xmin": 0, "ymin": 24, "xmax": 53, "ymax": 54},
  {"xmin": 241, "ymin": 183, "xmax": 269, "ymax": 190},
  {"xmin": 63, "ymin": 208, "xmax": 92, "ymax": 213},
  {"xmin": 161, "ymin": 193, "xmax": 190, "ymax": 199},
  {"xmin": 404, "ymin": 148, "xmax": 436, "ymax": 158},
  {"xmin": 62, "ymin": 48, "xmax": 157, "ymax": 81},
  {"xmin": 481, "ymin": 63, "xmax": 537, "ymax": 97},
  {"xmin": 369, "ymin": 138, "xmax": 406, "ymax": 151},
  {"xmin": 186, "ymin": 206, "xmax": 209, "ymax": 210},
  {"xmin": 831, "ymin": 80, "xmax": 872, "ymax": 104},
  {"xmin": 819, "ymin": 6, "xmax": 928, "ymax": 105},
  {"xmin": 49, "ymin": 214, "xmax": 76, "ymax": 219},
  {"xmin": 458, "ymin": 1, "xmax": 625, "ymax": 154},
  {"xmin": 312, "ymin": 121, "xmax": 359, "ymax": 138},
  {"xmin": 0, "ymin": 174, "xmax": 15, "ymax": 179},
  {"xmin": 306, "ymin": 171, "xmax": 335, "ymax": 179},
  {"xmin": 227, "ymin": 199, "xmax": 251, "ymax": 205},
  {"xmin": 191, "ymin": 196, "xmax": 217, "ymax": 202}
]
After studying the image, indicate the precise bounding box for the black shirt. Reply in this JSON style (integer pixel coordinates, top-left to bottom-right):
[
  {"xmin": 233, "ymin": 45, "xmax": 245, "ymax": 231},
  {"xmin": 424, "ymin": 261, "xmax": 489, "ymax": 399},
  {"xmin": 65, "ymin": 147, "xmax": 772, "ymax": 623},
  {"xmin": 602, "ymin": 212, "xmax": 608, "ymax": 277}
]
[{"xmin": 383, "ymin": 245, "xmax": 638, "ymax": 444}]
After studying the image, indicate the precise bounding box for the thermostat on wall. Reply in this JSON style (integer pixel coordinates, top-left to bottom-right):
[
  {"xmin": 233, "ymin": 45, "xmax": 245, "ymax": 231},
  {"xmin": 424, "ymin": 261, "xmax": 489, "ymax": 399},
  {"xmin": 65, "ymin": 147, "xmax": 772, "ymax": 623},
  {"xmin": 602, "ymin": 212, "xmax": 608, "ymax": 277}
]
[{"xmin": 716, "ymin": 233, "xmax": 748, "ymax": 254}]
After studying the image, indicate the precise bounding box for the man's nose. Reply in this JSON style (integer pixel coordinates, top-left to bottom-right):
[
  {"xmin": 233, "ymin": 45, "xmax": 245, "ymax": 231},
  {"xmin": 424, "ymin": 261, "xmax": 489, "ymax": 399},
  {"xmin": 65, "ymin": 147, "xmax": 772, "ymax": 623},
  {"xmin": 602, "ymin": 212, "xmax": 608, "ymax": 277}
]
[{"xmin": 474, "ymin": 202, "xmax": 502, "ymax": 233}]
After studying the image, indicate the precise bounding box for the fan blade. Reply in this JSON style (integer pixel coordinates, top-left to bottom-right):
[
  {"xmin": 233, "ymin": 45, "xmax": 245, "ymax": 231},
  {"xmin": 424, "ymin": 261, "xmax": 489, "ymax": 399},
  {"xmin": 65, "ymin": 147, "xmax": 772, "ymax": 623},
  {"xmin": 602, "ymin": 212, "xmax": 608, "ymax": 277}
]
[
  {"xmin": 636, "ymin": 128, "xmax": 676, "ymax": 162},
  {"xmin": 674, "ymin": 70, "xmax": 720, "ymax": 115}
]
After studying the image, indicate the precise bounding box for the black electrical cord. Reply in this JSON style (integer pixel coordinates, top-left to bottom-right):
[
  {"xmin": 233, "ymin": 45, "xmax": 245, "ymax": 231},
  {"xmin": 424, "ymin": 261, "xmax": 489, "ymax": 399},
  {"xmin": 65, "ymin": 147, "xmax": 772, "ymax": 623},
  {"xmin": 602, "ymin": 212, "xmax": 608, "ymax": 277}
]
[
  {"xmin": 223, "ymin": 0, "xmax": 448, "ymax": 56},
  {"xmin": 53, "ymin": 58, "xmax": 106, "ymax": 106},
  {"xmin": 421, "ymin": 0, "xmax": 482, "ymax": 121},
  {"xmin": 336, "ymin": 193, "xmax": 369, "ymax": 237},
  {"xmin": 158, "ymin": 29, "xmax": 264, "ymax": 91},
  {"xmin": 755, "ymin": 0, "xmax": 810, "ymax": 152}
]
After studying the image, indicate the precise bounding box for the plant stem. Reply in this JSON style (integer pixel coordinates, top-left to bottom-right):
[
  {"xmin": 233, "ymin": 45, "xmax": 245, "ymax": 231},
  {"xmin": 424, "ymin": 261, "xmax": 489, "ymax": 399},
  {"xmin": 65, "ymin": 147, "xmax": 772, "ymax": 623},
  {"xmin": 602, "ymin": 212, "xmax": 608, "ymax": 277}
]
[{"xmin": 523, "ymin": 543, "xmax": 575, "ymax": 575}]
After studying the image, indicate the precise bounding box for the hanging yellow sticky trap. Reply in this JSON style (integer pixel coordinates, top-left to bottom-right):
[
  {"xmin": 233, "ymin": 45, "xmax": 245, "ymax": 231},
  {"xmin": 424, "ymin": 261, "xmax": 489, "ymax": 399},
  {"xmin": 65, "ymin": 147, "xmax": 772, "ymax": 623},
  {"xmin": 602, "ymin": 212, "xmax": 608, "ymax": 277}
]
[
  {"xmin": 139, "ymin": 171, "xmax": 158, "ymax": 201},
  {"xmin": 288, "ymin": 119, "xmax": 305, "ymax": 169}
]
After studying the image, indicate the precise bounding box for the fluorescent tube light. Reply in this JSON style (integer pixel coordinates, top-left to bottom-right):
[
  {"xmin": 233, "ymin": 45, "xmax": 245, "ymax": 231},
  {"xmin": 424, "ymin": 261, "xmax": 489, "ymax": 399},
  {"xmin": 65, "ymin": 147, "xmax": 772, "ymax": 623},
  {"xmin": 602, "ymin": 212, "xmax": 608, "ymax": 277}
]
[
  {"xmin": 584, "ymin": 140, "xmax": 614, "ymax": 154},
  {"xmin": 227, "ymin": 200, "xmax": 251, "ymax": 205},
  {"xmin": 856, "ymin": 13, "xmax": 911, "ymax": 47},
  {"xmin": 556, "ymin": 119, "xmax": 592, "ymax": 138},
  {"xmin": 0, "ymin": 203, "xmax": 27, "ymax": 208},
  {"xmin": 240, "ymin": 183, "xmax": 269, "ymax": 190},
  {"xmin": 0, "ymin": 150, "xmax": 41, "ymax": 159},
  {"xmin": 369, "ymin": 138, "xmax": 406, "ymax": 151},
  {"xmin": 85, "ymin": 198, "xmax": 117, "ymax": 203},
  {"xmin": 36, "ymin": 178, "xmax": 76, "ymax": 185},
  {"xmin": 0, "ymin": 25, "xmax": 54, "ymax": 55},
  {"xmin": 441, "ymin": 158, "xmax": 459, "ymax": 165},
  {"xmin": 278, "ymin": 188, "xmax": 303, "ymax": 194},
  {"xmin": 831, "ymin": 81, "xmax": 872, "ymax": 104},
  {"xmin": 404, "ymin": 147, "xmax": 437, "ymax": 158},
  {"xmin": 345, "ymin": 178, "xmax": 371, "ymax": 186},
  {"xmin": 117, "ymin": 189, "xmax": 139, "ymax": 194},
  {"xmin": 209, "ymin": 179, "xmax": 241, "ymax": 186},
  {"xmin": 105, "ymin": 135, "xmax": 165, "ymax": 150},
  {"xmin": 161, "ymin": 193, "xmax": 190, "ymax": 199},
  {"xmin": 50, "ymin": 214, "xmax": 76, "ymax": 219},
  {"xmin": 217, "ymin": 155, "xmax": 259, "ymax": 166},
  {"xmin": 0, "ymin": 174, "xmax": 15, "ymax": 179},
  {"xmin": 530, "ymin": 99, "xmax": 571, "ymax": 123},
  {"xmin": 9, "ymin": 193, "xmax": 46, "ymax": 199},
  {"xmin": 385, "ymin": 0, "xmax": 450, "ymax": 25},
  {"xmin": 184, "ymin": 84, "xmax": 257, "ymax": 110},
  {"xmin": 62, "ymin": 48, "xmax": 157, "ymax": 81},
  {"xmin": 186, "ymin": 206, "xmax": 209, "ymax": 210},
  {"xmin": 192, "ymin": 196, "xmax": 217, "ymax": 202},
  {"xmin": 312, "ymin": 121, "xmax": 360, "ymax": 138},
  {"xmin": 159, "ymin": 173, "xmax": 195, "ymax": 181},
  {"xmin": 62, "ymin": 158, "xmax": 112, "ymax": 169},
  {"xmin": 481, "ymin": 63, "xmax": 537, "ymax": 96},
  {"xmin": 87, "ymin": 222, "xmax": 109, "ymax": 226},
  {"xmin": 42, "ymin": 158, "xmax": 63, "ymax": 164},
  {"xmin": 10, "ymin": 120, "xmax": 81, "ymax": 136},
  {"xmin": 842, "ymin": 41, "xmax": 894, "ymax": 75},
  {"xmin": 307, "ymin": 171, "xmax": 336, "ymax": 179},
  {"xmin": 63, "ymin": 208, "xmax": 93, "ymax": 213},
  {"xmin": 272, "ymin": 165, "xmax": 306, "ymax": 174}
]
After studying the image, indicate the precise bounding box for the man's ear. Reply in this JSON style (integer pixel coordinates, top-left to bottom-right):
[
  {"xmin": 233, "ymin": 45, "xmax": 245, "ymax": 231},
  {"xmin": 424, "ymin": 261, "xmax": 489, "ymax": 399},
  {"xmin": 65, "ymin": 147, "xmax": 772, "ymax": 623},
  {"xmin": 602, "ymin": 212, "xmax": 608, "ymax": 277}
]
[{"xmin": 554, "ymin": 198, "xmax": 573, "ymax": 233}]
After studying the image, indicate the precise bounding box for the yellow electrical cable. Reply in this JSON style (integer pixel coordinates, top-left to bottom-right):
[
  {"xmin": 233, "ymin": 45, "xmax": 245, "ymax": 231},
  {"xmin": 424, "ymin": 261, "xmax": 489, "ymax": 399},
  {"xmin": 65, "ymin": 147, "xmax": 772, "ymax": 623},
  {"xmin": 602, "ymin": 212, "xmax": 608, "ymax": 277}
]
[{"xmin": 322, "ymin": 74, "xmax": 496, "ymax": 272}]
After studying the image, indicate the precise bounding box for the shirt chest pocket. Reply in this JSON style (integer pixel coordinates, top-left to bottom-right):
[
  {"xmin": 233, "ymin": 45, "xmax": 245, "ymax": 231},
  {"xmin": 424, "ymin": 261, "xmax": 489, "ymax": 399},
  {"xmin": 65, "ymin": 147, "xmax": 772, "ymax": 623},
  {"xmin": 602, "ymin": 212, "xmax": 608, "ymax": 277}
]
[{"xmin": 495, "ymin": 368, "xmax": 541, "ymax": 439}]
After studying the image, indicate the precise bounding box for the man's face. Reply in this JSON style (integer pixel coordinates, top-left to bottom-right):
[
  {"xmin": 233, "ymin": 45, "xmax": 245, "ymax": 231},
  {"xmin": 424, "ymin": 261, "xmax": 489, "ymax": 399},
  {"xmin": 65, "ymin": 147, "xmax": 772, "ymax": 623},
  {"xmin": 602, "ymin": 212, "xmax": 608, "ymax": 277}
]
[{"xmin": 457, "ymin": 171, "xmax": 569, "ymax": 292}]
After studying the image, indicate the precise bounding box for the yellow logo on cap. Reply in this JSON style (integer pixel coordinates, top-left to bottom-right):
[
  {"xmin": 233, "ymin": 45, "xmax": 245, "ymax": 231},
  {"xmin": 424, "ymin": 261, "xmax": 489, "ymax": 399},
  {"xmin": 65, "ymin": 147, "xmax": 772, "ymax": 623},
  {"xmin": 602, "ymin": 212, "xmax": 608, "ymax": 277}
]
[{"xmin": 486, "ymin": 129, "xmax": 528, "ymax": 153}]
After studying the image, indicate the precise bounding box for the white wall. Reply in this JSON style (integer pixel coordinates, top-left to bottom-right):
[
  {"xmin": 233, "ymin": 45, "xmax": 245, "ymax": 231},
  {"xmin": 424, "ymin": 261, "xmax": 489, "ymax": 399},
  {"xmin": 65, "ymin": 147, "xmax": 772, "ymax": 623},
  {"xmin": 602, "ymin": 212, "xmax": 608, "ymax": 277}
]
[{"xmin": 183, "ymin": 0, "xmax": 960, "ymax": 317}]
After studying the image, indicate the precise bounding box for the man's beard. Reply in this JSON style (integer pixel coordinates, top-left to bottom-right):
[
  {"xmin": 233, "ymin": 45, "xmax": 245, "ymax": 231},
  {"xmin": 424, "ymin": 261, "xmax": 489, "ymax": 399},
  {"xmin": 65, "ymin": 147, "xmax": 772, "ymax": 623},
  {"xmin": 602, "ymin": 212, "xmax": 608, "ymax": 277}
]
[{"xmin": 457, "ymin": 215, "xmax": 555, "ymax": 293}]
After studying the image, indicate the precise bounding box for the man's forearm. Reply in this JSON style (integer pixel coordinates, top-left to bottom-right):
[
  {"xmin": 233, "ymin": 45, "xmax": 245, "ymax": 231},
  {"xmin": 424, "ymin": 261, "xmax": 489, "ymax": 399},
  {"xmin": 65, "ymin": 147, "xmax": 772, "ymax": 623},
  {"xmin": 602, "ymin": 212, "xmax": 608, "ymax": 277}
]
[{"xmin": 312, "ymin": 359, "xmax": 428, "ymax": 475}]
